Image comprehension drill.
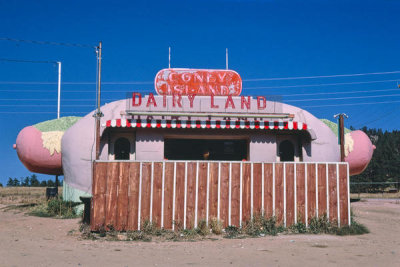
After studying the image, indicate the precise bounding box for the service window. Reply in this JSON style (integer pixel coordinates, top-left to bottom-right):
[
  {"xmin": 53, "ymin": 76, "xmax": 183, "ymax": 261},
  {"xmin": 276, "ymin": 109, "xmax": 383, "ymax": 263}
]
[{"xmin": 164, "ymin": 139, "xmax": 248, "ymax": 161}]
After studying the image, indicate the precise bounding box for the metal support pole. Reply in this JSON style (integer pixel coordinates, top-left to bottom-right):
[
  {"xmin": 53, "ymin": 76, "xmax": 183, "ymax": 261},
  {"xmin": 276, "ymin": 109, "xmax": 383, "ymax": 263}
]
[
  {"xmin": 334, "ymin": 113, "xmax": 348, "ymax": 162},
  {"xmin": 95, "ymin": 42, "xmax": 103, "ymax": 160},
  {"xmin": 57, "ymin": 62, "xmax": 61, "ymax": 119}
]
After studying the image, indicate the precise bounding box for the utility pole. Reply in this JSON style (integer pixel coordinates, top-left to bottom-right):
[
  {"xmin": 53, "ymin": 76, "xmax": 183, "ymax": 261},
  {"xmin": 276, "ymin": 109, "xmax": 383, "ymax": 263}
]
[
  {"xmin": 334, "ymin": 113, "xmax": 348, "ymax": 162},
  {"xmin": 95, "ymin": 42, "xmax": 103, "ymax": 160}
]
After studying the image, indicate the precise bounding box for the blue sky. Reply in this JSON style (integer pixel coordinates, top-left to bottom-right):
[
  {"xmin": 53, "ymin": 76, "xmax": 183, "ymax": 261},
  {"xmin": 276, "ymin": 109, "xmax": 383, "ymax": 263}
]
[{"xmin": 1, "ymin": 0, "xmax": 399, "ymax": 185}]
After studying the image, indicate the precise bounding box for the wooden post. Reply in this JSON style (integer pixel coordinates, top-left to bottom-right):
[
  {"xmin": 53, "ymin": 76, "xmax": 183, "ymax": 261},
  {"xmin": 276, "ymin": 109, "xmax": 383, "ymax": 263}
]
[
  {"xmin": 334, "ymin": 113, "xmax": 348, "ymax": 162},
  {"xmin": 95, "ymin": 41, "xmax": 103, "ymax": 160}
]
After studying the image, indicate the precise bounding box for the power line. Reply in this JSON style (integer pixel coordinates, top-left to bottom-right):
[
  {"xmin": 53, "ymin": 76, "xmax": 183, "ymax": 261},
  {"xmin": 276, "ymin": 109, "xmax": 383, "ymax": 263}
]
[
  {"xmin": 0, "ymin": 58, "xmax": 57, "ymax": 64},
  {"xmin": 285, "ymin": 93, "xmax": 400, "ymax": 103},
  {"xmin": 282, "ymin": 88, "xmax": 400, "ymax": 97},
  {"xmin": 244, "ymin": 79, "xmax": 400, "ymax": 90},
  {"xmin": 0, "ymin": 37, "xmax": 95, "ymax": 48},
  {"xmin": 301, "ymin": 100, "xmax": 400, "ymax": 108},
  {"xmin": 243, "ymin": 70, "xmax": 400, "ymax": 82}
]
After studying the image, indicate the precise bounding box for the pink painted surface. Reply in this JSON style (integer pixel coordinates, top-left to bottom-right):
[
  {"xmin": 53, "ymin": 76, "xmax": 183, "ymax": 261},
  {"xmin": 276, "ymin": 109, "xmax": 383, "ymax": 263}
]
[
  {"xmin": 345, "ymin": 130, "xmax": 375, "ymax": 175},
  {"xmin": 14, "ymin": 126, "xmax": 62, "ymax": 175},
  {"xmin": 155, "ymin": 69, "xmax": 242, "ymax": 96}
]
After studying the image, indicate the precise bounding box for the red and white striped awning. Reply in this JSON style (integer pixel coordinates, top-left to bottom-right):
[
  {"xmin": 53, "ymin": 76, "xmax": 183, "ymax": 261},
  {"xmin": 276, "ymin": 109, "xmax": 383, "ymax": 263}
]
[{"xmin": 103, "ymin": 119, "xmax": 307, "ymax": 130}]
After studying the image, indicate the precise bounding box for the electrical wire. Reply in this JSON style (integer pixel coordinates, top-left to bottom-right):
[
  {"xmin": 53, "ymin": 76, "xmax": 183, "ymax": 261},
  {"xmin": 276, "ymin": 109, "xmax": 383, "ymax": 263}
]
[
  {"xmin": 0, "ymin": 37, "xmax": 96, "ymax": 48},
  {"xmin": 301, "ymin": 100, "xmax": 400, "ymax": 108},
  {"xmin": 0, "ymin": 58, "xmax": 57, "ymax": 64},
  {"xmin": 285, "ymin": 93, "xmax": 400, "ymax": 103}
]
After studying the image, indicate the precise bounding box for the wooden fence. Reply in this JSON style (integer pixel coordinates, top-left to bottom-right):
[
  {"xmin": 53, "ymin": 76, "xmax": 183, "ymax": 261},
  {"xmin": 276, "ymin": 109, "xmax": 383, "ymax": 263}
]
[{"xmin": 91, "ymin": 161, "xmax": 350, "ymax": 231}]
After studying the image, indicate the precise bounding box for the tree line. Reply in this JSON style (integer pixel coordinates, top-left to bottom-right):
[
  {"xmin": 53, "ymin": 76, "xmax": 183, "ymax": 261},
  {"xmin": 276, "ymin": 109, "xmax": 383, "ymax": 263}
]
[
  {"xmin": 351, "ymin": 127, "xmax": 400, "ymax": 192},
  {"xmin": 5, "ymin": 174, "xmax": 63, "ymax": 187}
]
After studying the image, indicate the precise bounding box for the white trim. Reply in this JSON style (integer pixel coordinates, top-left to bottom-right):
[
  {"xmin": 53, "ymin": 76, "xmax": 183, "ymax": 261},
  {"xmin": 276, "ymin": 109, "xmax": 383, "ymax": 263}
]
[
  {"xmin": 326, "ymin": 163, "xmax": 329, "ymax": 222},
  {"xmin": 261, "ymin": 163, "xmax": 264, "ymax": 214},
  {"xmin": 229, "ymin": 162, "xmax": 232, "ymax": 226},
  {"xmin": 217, "ymin": 162, "xmax": 221, "ymax": 221},
  {"xmin": 336, "ymin": 164, "xmax": 341, "ymax": 227},
  {"xmin": 161, "ymin": 162, "xmax": 165, "ymax": 228},
  {"xmin": 294, "ymin": 163, "xmax": 297, "ymax": 224},
  {"xmin": 138, "ymin": 162, "xmax": 143, "ymax": 230},
  {"xmin": 272, "ymin": 163, "xmax": 276, "ymax": 217},
  {"xmin": 251, "ymin": 163, "xmax": 254, "ymax": 218},
  {"xmin": 240, "ymin": 162, "xmax": 243, "ymax": 227},
  {"xmin": 184, "ymin": 162, "xmax": 188, "ymax": 229},
  {"xmin": 315, "ymin": 163, "xmax": 318, "ymax": 218},
  {"xmin": 283, "ymin": 163, "xmax": 286, "ymax": 227},
  {"xmin": 347, "ymin": 163, "xmax": 351, "ymax": 226},
  {"xmin": 195, "ymin": 162, "xmax": 199, "ymax": 228},
  {"xmin": 305, "ymin": 163, "xmax": 308, "ymax": 227},
  {"xmin": 150, "ymin": 162, "xmax": 154, "ymax": 223},
  {"xmin": 172, "ymin": 162, "xmax": 176, "ymax": 231},
  {"xmin": 206, "ymin": 162, "xmax": 210, "ymax": 226}
]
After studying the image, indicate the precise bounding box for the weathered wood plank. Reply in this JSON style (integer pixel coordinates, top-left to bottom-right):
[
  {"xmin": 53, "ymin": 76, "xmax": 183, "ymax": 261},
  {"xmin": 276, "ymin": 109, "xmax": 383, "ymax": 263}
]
[
  {"xmin": 318, "ymin": 164, "xmax": 327, "ymax": 218},
  {"xmin": 185, "ymin": 162, "xmax": 197, "ymax": 229},
  {"xmin": 91, "ymin": 162, "xmax": 107, "ymax": 231},
  {"xmin": 328, "ymin": 164, "xmax": 338, "ymax": 224},
  {"xmin": 140, "ymin": 163, "xmax": 152, "ymax": 226},
  {"xmin": 127, "ymin": 162, "xmax": 140, "ymax": 230},
  {"xmin": 263, "ymin": 163, "xmax": 273, "ymax": 218},
  {"xmin": 242, "ymin": 163, "xmax": 251, "ymax": 223},
  {"xmin": 174, "ymin": 162, "xmax": 185, "ymax": 228},
  {"xmin": 275, "ymin": 163, "xmax": 284, "ymax": 225},
  {"xmin": 208, "ymin": 162, "xmax": 219, "ymax": 221},
  {"xmin": 253, "ymin": 163, "xmax": 262, "ymax": 215},
  {"xmin": 231, "ymin": 163, "xmax": 241, "ymax": 227},
  {"xmin": 105, "ymin": 162, "xmax": 119, "ymax": 229},
  {"xmin": 220, "ymin": 163, "xmax": 230, "ymax": 227},
  {"xmin": 339, "ymin": 164, "xmax": 349, "ymax": 226},
  {"xmin": 116, "ymin": 162, "xmax": 129, "ymax": 231},
  {"xmin": 163, "ymin": 162, "xmax": 174, "ymax": 229},
  {"xmin": 296, "ymin": 163, "xmax": 306, "ymax": 224},
  {"xmin": 307, "ymin": 163, "xmax": 317, "ymax": 221},
  {"xmin": 152, "ymin": 162, "xmax": 163, "ymax": 228},
  {"xmin": 285, "ymin": 163, "xmax": 295, "ymax": 227},
  {"xmin": 197, "ymin": 162, "xmax": 208, "ymax": 223}
]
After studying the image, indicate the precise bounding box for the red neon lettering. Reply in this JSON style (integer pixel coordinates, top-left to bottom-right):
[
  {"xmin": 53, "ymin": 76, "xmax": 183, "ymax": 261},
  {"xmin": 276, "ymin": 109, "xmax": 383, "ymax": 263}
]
[
  {"xmin": 210, "ymin": 95, "xmax": 219, "ymax": 109},
  {"xmin": 181, "ymin": 73, "xmax": 191, "ymax": 82},
  {"xmin": 146, "ymin": 93, "xmax": 157, "ymax": 107},
  {"xmin": 168, "ymin": 72, "xmax": 178, "ymax": 82},
  {"xmin": 217, "ymin": 72, "xmax": 226, "ymax": 82},
  {"xmin": 257, "ymin": 96, "xmax": 267, "ymax": 110},
  {"xmin": 241, "ymin": 96, "xmax": 251, "ymax": 109},
  {"xmin": 132, "ymin": 92, "xmax": 142, "ymax": 106},
  {"xmin": 225, "ymin": 95, "xmax": 235, "ymax": 109},
  {"xmin": 187, "ymin": 94, "xmax": 196, "ymax": 108},
  {"xmin": 172, "ymin": 94, "xmax": 182, "ymax": 108}
]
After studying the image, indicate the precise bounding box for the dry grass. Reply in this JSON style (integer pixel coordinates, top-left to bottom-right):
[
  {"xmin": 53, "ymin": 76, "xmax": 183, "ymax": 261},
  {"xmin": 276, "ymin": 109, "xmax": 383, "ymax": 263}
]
[{"xmin": 0, "ymin": 187, "xmax": 62, "ymax": 205}]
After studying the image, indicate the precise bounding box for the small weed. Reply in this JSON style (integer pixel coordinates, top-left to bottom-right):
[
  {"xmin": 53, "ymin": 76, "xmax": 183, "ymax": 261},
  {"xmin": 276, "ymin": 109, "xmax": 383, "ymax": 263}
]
[
  {"xmin": 209, "ymin": 218, "xmax": 223, "ymax": 235},
  {"xmin": 28, "ymin": 198, "xmax": 80, "ymax": 219},
  {"xmin": 224, "ymin": 225, "xmax": 240, "ymax": 239},
  {"xmin": 196, "ymin": 219, "xmax": 210, "ymax": 236}
]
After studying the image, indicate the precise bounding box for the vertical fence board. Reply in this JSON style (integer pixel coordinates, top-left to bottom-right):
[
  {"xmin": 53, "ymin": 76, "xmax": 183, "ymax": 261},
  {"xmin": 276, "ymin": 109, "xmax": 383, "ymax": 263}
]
[
  {"xmin": 174, "ymin": 162, "xmax": 185, "ymax": 228},
  {"xmin": 127, "ymin": 162, "xmax": 140, "ymax": 230},
  {"xmin": 275, "ymin": 163, "xmax": 284, "ymax": 225},
  {"xmin": 295, "ymin": 164, "xmax": 306, "ymax": 223},
  {"xmin": 220, "ymin": 163, "xmax": 230, "ymax": 227},
  {"xmin": 140, "ymin": 163, "xmax": 152, "ymax": 225},
  {"xmin": 285, "ymin": 163, "xmax": 295, "ymax": 226},
  {"xmin": 208, "ymin": 163, "xmax": 219, "ymax": 221},
  {"xmin": 152, "ymin": 162, "xmax": 163, "ymax": 228},
  {"xmin": 231, "ymin": 163, "xmax": 241, "ymax": 226},
  {"xmin": 317, "ymin": 164, "xmax": 327, "ymax": 218},
  {"xmin": 339, "ymin": 164, "xmax": 349, "ymax": 226},
  {"xmin": 253, "ymin": 163, "xmax": 262, "ymax": 214},
  {"xmin": 91, "ymin": 162, "xmax": 107, "ymax": 231},
  {"xmin": 307, "ymin": 163, "xmax": 317, "ymax": 221},
  {"xmin": 241, "ymin": 163, "xmax": 252, "ymax": 222},
  {"xmin": 197, "ymin": 162, "xmax": 208, "ymax": 222},
  {"xmin": 105, "ymin": 162, "xmax": 119, "ymax": 229},
  {"xmin": 263, "ymin": 163, "xmax": 274, "ymax": 218},
  {"xmin": 116, "ymin": 162, "xmax": 129, "ymax": 231},
  {"xmin": 163, "ymin": 162, "xmax": 174, "ymax": 229},
  {"xmin": 328, "ymin": 164, "xmax": 338, "ymax": 224},
  {"xmin": 185, "ymin": 162, "xmax": 197, "ymax": 229}
]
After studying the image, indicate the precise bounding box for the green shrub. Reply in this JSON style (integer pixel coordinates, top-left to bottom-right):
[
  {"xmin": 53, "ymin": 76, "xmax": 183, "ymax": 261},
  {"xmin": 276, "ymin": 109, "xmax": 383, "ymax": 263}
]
[
  {"xmin": 196, "ymin": 219, "xmax": 210, "ymax": 236},
  {"xmin": 209, "ymin": 218, "xmax": 223, "ymax": 235},
  {"xmin": 224, "ymin": 225, "xmax": 240, "ymax": 238}
]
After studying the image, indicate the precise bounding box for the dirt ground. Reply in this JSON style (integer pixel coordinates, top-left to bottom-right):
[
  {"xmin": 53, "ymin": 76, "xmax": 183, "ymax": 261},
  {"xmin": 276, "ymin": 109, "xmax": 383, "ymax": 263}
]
[{"xmin": 0, "ymin": 199, "xmax": 399, "ymax": 267}]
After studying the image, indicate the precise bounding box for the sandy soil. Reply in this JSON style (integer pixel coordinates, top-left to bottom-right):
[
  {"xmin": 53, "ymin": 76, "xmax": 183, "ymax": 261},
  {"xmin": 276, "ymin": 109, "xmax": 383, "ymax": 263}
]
[{"xmin": 0, "ymin": 199, "xmax": 399, "ymax": 267}]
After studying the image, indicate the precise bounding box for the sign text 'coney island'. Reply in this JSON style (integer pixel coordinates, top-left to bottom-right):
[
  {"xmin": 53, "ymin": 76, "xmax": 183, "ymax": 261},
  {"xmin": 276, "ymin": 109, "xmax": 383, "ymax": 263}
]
[{"xmin": 155, "ymin": 68, "xmax": 242, "ymax": 96}]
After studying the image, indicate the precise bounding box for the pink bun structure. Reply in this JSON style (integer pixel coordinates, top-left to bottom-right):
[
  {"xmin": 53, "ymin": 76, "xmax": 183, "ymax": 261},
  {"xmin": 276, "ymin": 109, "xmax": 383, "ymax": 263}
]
[
  {"xmin": 345, "ymin": 130, "xmax": 376, "ymax": 176},
  {"xmin": 14, "ymin": 126, "xmax": 62, "ymax": 175}
]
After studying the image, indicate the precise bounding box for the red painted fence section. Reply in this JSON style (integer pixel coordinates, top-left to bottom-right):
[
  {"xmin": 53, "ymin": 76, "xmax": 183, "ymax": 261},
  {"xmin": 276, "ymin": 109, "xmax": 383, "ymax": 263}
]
[{"xmin": 91, "ymin": 161, "xmax": 350, "ymax": 231}]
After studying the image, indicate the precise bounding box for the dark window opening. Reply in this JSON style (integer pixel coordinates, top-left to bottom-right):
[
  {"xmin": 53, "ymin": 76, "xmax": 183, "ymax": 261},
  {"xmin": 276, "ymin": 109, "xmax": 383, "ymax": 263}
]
[
  {"xmin": 164, "ymin": 139, "xmax": 248, "ymax": 161},
  {"xmin": 115, "ymin": 137, "xmax": 130, "ymax": 160},
  {"xmin": 279, "ymin": 140, "xmax": 295, "ymax": 162}
]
